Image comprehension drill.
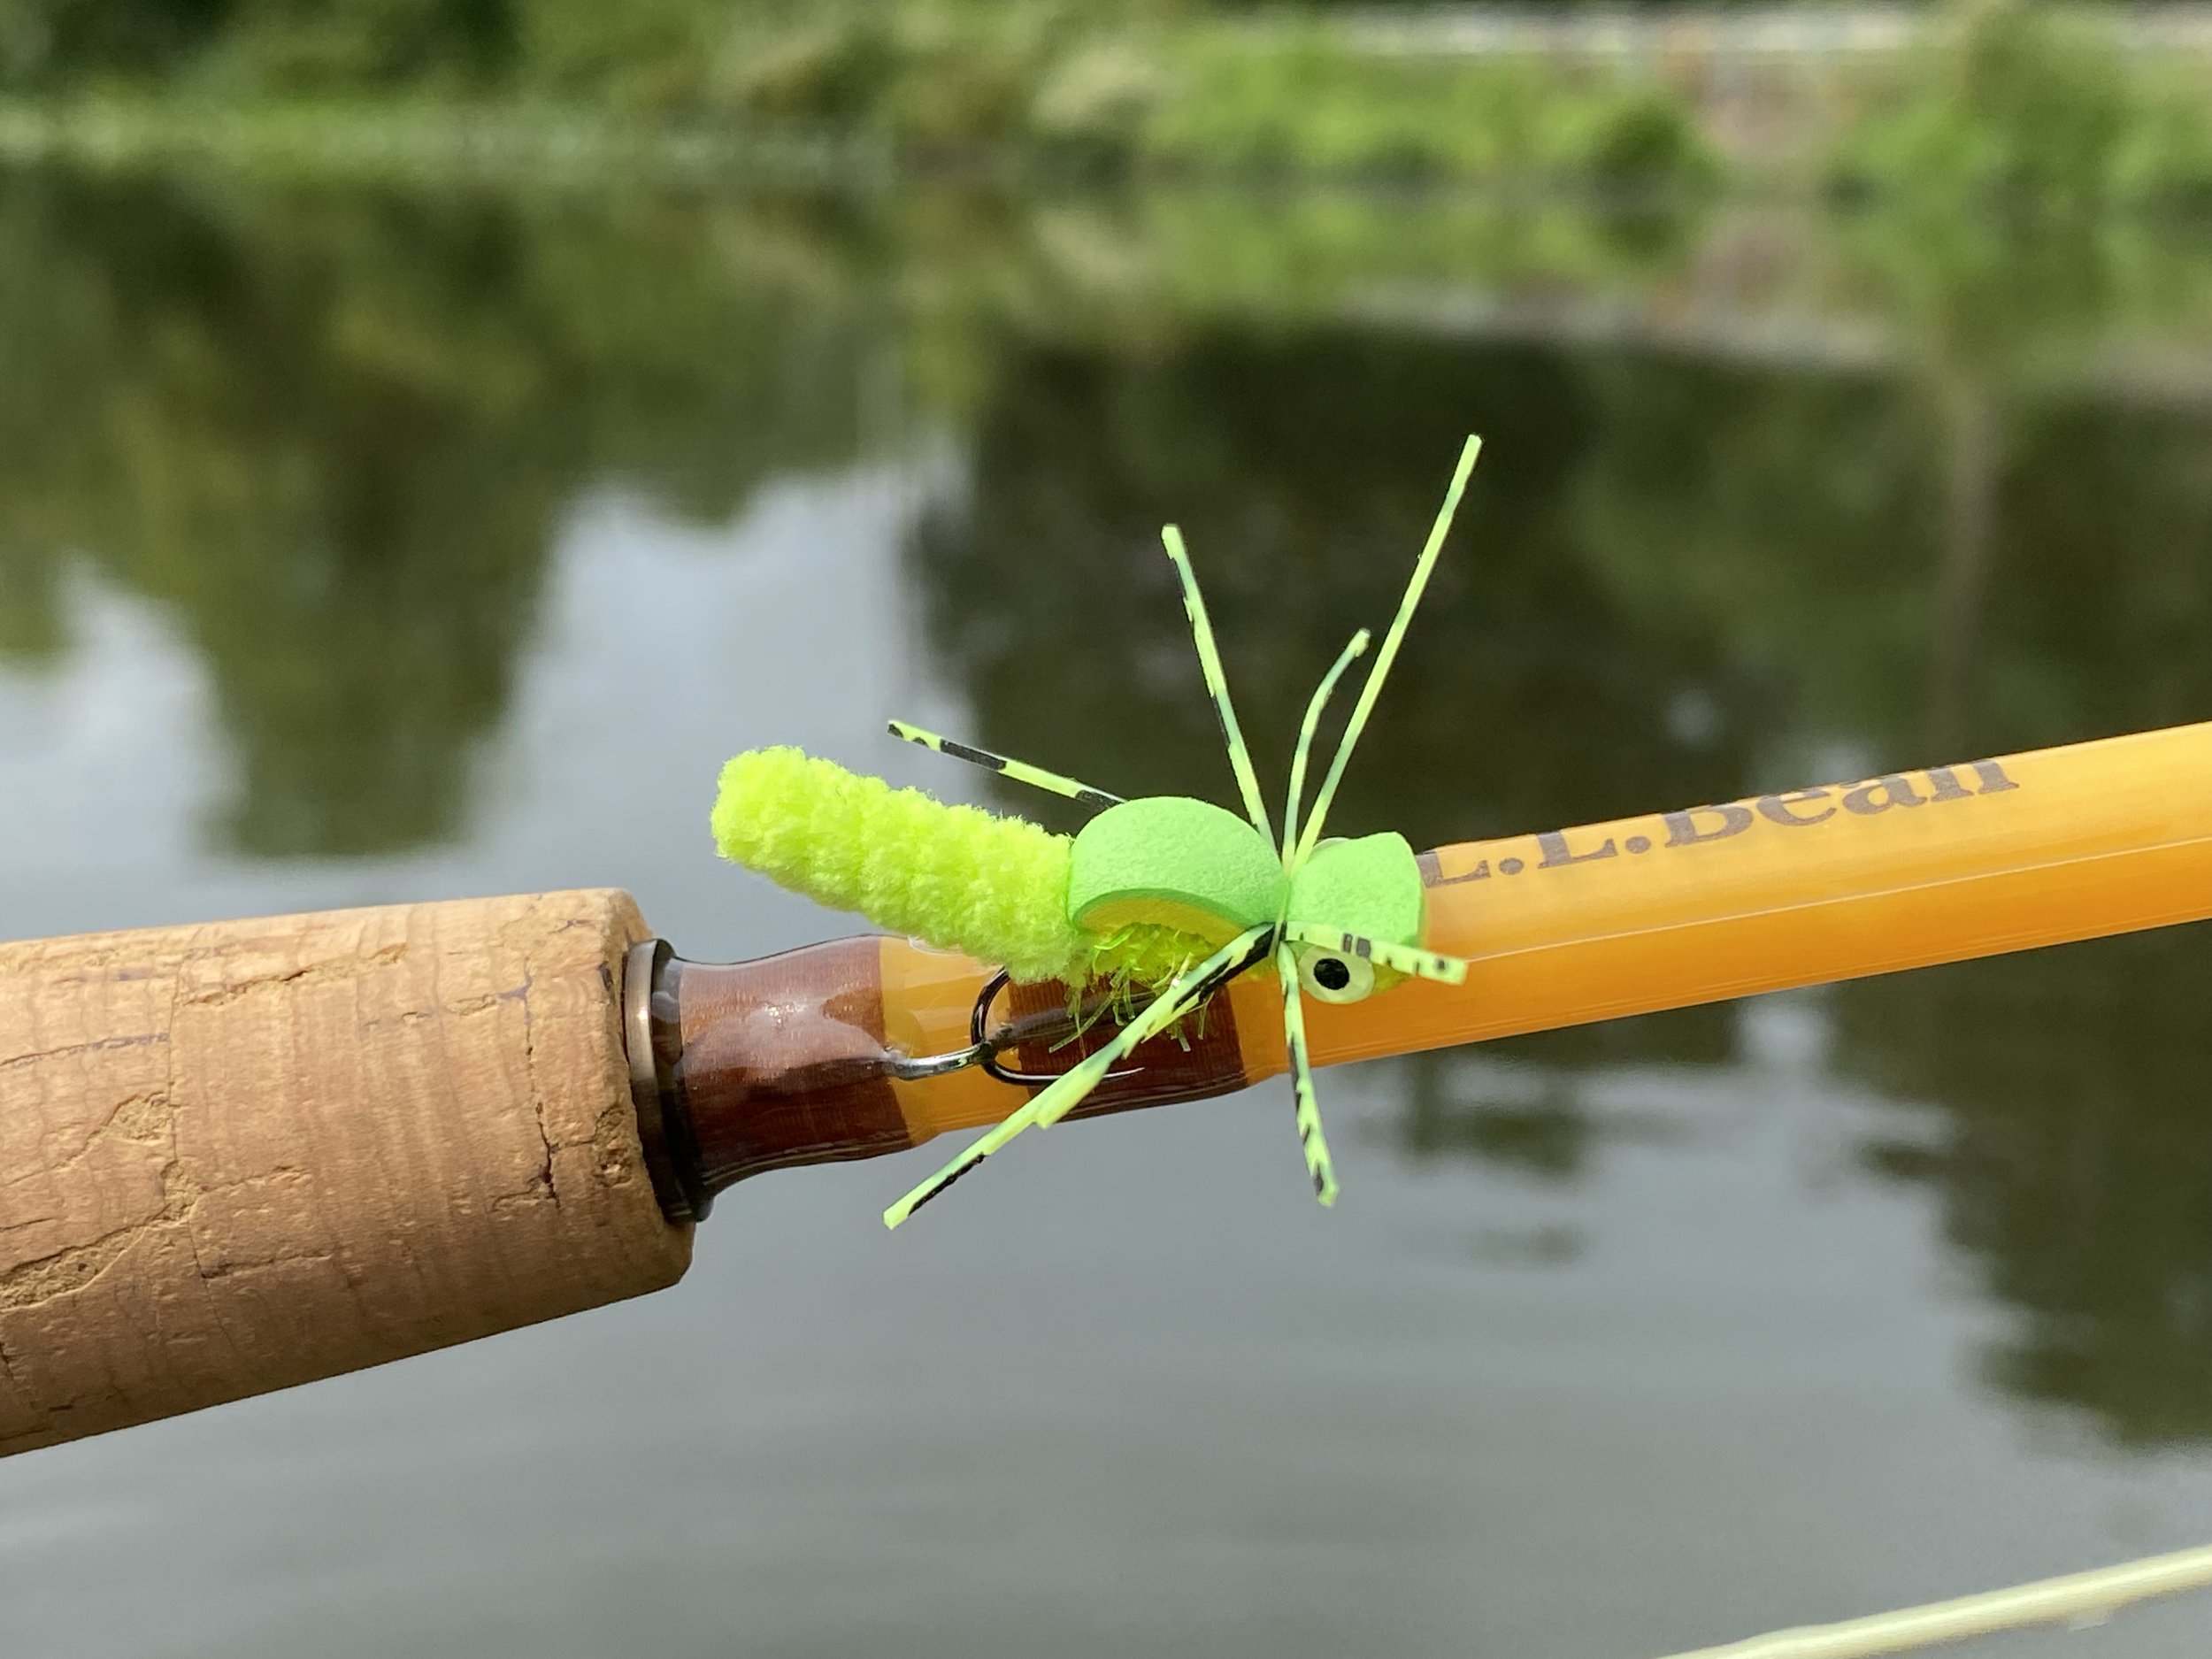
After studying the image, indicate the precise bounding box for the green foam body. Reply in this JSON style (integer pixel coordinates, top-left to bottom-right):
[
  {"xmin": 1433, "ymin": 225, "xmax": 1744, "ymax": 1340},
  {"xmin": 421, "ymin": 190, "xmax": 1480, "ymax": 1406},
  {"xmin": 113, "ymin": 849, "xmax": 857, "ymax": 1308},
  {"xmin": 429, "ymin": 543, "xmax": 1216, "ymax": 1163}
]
[
  {"xmin": 1067, "ymin": 797, "xmax": 1286, "ymax": 944},
  {"xmin": 1286, "ymin": 833, "xmax": 1423, "ymax": 945},
  {"xmin": 713, "ymin": 747, "xmax": 1091, "ymax": 984}
]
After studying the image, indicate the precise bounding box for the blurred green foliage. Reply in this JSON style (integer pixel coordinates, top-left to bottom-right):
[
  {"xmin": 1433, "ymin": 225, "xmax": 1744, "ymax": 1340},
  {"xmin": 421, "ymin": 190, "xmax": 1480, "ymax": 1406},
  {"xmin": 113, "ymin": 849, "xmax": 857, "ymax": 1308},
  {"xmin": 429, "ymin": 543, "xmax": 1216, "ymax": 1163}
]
[
  {"xmin": 1833, "ymin": 0, "xmax": 2212, "ymax": 213},
  {"xmin": 1143, "ymin": 20, "xmax": 1709, "ymax": 188},
  {"xmin": 15, "ymin": 1, "xmax": 2212, "ymax": 209},
  {"xmin": 0, "ymin": 0, "xmax": 517, "ymax": 87},
  {"xmin": 0, "ymin": 0, "xmax": 1714, "ymax": 188}
]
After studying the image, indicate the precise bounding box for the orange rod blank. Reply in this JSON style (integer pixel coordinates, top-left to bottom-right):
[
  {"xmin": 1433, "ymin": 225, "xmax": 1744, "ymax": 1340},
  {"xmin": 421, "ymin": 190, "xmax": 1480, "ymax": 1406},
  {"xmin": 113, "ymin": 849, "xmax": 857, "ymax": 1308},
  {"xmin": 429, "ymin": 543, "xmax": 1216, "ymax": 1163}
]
[
  {"xmin": 872, "ymin": 721, "xmax": 2212, "ymax": 1143},
  {"xmin": 1302, "ymin": 720, "xmax": 2212, "ymax": 1067}
]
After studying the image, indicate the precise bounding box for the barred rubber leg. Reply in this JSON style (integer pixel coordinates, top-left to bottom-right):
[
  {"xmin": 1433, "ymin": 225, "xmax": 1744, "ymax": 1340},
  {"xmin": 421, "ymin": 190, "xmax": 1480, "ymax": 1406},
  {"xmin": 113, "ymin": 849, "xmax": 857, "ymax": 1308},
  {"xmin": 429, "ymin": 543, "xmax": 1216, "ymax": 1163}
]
[
  {"xmin": 887, "ymin": 719, "xmax": 1123, "ymax": 810},
  {"xmin": 1159, "ymin": 526, "xmax": 1276, "ymax": 845},
  {"xmin": 1294, "ymin": 434, "xmax": 1482, "ymax": 870},
  {"xmin": 882, "ymin": 926, "xmax": 1275, "ymax": 1227},
  {"xmin": 1276, "ymin": 941, "xmax": 1339, "ymax": 1206},
  {"xmin": 1280, "ymin": 922, "xmax": 1469, "ymax": 985},
  {"xmin": 1280, "ymin": 629, "xmax": 1369, "ymax": 863},
  {"xmin": 880, "ymin": 1095, "xmax": 1051, "ymax": 1231}
]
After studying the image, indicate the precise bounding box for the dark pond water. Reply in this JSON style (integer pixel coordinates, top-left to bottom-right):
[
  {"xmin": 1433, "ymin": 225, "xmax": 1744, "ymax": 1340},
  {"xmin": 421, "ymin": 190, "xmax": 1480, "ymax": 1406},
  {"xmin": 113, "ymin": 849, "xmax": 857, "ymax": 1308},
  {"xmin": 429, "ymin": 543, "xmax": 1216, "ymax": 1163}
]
[{"xmin": 3, "ymin": 169, "xmax": 2212, "ymax": 1656}]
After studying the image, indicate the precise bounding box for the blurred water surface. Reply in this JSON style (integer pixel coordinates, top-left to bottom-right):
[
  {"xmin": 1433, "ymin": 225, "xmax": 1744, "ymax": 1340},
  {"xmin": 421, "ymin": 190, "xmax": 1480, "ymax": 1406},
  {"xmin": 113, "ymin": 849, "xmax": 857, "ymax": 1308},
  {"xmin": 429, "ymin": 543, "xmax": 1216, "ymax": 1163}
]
[{"xmin": 4, "ymin": 170, "xmax": 2212, "ymax": 1656}]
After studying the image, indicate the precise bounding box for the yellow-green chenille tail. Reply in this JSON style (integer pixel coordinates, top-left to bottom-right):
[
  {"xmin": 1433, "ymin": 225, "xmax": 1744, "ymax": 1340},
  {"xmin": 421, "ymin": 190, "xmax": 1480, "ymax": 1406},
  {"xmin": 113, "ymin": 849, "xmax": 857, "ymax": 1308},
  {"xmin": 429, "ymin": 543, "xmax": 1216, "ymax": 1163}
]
[{"xmin": 713, "ymin": 747, "xmax": 1094, "ymax": 984}]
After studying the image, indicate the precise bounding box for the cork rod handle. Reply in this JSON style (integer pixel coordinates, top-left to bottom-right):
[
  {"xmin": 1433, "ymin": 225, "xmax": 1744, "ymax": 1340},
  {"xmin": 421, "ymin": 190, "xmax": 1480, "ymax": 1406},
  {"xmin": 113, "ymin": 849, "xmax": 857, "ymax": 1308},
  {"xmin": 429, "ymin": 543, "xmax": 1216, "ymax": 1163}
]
[{"xmin": 0, "ymin": 889, "xmax": 692, "ymax": 1458}]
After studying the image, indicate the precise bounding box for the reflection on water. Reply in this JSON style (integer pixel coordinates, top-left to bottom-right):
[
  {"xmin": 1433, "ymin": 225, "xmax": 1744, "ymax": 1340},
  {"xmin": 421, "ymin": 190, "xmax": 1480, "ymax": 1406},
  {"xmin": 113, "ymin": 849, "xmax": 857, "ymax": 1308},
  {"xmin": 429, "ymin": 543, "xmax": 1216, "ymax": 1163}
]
[
  {"xmin": 0, "ymin": 173, "xmax": 879, "ymax": 852},
  {"xmin": 909, "ymin": 332, "xmax": 1767, "ymax": 849},
  {"xmin": 1386, "ymin": 1016, "xmax": 1720, "ymax": 1183},
  {"xmin": 4, "ymin": 164, "xmax": 2212, "ymax": 1626},
  {"xmin": 1846, "ymin": 931, "xmax": 2212, "ymax": 1447}
]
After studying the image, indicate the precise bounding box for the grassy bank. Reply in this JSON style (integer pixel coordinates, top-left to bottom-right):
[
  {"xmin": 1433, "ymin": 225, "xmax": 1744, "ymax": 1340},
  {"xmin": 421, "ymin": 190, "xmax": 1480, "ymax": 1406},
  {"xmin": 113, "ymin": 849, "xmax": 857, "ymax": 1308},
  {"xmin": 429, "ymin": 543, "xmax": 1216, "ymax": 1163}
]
[
  {"xmin": 4, "ymin": 4, "xmax": 2211, "ymax": 211},
  {"xmin": 0, "ymin": 5, "xmax": 1713, "ymax": 194},
  {"xmin": 0, "ymin": 96, "xmax": 886, "ymax": 186}
]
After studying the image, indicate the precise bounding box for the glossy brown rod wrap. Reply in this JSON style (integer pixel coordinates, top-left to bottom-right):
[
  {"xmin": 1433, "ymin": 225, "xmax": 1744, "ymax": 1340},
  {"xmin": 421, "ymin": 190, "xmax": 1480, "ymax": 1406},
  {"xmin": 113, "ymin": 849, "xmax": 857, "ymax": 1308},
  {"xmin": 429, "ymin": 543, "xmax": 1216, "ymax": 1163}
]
[{"xmin": 652, "ymin": 938, "xmax": 1256, "ymax": 1206}]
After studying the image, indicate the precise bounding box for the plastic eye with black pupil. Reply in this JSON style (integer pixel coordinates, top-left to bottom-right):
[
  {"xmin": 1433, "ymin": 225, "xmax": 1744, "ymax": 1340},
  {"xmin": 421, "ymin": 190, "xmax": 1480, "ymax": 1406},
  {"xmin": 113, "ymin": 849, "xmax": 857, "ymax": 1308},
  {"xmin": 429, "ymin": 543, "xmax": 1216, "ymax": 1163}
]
[{"xmin": 1296, "ymin": 947, "xmax": 1374, "ymax": 1004}]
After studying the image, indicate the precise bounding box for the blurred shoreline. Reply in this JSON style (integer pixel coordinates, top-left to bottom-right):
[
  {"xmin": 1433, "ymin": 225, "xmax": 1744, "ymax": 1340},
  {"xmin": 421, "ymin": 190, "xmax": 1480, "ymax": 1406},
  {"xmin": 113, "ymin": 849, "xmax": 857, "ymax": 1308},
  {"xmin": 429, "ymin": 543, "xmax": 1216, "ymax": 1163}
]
[{"xmin": 4, "ymin": 4, "xmax": 2212, "ymax": 208}]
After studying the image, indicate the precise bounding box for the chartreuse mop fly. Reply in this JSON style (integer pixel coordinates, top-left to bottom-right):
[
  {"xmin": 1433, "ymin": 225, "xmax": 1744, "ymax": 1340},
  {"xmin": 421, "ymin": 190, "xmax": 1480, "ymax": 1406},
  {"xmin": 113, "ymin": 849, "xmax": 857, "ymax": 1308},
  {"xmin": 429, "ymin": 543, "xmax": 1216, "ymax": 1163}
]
[{"xmin": 712, "ymin": 436, "xmax": 1482, "ymax": 1226}]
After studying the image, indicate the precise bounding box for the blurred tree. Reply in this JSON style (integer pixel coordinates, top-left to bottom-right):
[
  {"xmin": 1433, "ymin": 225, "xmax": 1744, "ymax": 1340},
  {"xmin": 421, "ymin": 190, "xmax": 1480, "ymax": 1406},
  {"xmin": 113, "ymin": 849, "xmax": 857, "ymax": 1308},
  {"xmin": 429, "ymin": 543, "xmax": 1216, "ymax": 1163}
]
[
  {"xmin": 224, "ymin": 0, "xmax": 519, "ymax": 87},
  {"xmin": 0, "ymin": 0, "xmax": 519, "ymax": 85},
  {"xmin": 0, "ymin": 0, "xmax": 231, "ymax": 82}
]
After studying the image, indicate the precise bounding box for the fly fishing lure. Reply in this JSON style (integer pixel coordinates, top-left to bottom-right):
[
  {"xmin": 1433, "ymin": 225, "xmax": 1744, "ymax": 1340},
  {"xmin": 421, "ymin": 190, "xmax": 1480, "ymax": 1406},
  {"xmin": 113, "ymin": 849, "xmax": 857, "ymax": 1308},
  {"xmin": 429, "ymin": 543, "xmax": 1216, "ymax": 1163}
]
[{"xmin": 713, "ymin": 435, "xmax": 1482, "ymax": 1226}]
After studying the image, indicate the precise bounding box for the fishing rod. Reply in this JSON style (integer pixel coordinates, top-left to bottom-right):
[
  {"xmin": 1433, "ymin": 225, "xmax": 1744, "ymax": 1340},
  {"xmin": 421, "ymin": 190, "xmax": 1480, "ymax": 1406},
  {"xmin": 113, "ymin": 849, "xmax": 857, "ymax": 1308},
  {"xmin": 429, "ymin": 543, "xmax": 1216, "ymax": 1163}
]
[{"xmin": 5, "ymin": 716, "xmax": 2208, "ymax": 1455}]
